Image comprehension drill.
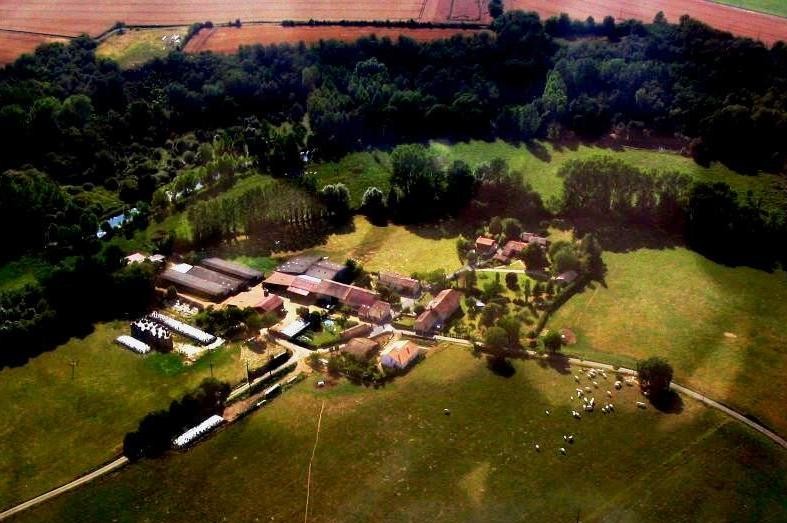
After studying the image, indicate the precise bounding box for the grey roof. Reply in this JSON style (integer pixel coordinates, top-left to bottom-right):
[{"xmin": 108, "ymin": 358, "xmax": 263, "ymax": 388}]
[
  {"xmin": 304, "ymin": 259, "xmax": 345, "ymax": 281},
  {"xmin": 188, "ymin": 266, "xmax": 245, "ymax": 293},
  {"xmin": 200, "ymin": 258, "xmax": 263, "ymax": 281},
  {"xmin": 159, "ymin": 269, "xmax": 229, "ymax": 299},
  {"xmin": 276, "ymin": 255, "xmax": 323, "ymax": 275}
]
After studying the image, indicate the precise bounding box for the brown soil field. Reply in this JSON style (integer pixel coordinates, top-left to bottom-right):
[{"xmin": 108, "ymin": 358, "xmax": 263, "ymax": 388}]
[
  {"xmin": 506, "ymin": 0, "xmax": 787, "ymax": 44},
  {"xmin": 0, "ymin": 0, "xmax": 429, "ymax": 37},
  {"xmin": 185, "ymin": 25, "xmax": 484, "ymax": 53},
  {"xmin": 0, "ymin": 31, "xmax": 68, "ymax": 65}
]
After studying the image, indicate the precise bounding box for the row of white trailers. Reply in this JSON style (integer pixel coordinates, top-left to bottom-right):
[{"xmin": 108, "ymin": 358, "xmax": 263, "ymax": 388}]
[{"xmin": 116, "ymin": 312, "xmax": 216, "ymax": 355}]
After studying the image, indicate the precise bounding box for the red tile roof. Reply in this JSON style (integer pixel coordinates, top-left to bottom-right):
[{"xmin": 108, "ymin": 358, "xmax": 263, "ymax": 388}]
[
  {"xmin": 414, "ymin": 309, "xmax": 439, "ymax": 333},
  {"xmin": 383, "ymin": 340, "xmax": 421, "ymax": 368},
  {"xmin": 427, "ymin": 288, "xmax": 462, "ymax": 321},
  {"xmin": 254, "ymin": 294, "xmax": 283, "ymax": 312},
  {"xmin": 502, "ymin": 240, "xmax": 527, "ymax": 256},
  {"xmin": 315, "ymin": 279, "xmax": 351, "ymax": 300},
  {"xmin": 476, "ymin": 236, "xmax": 497, "ymax": 247},
  {"xmin": 264, "ymin": 271, "xmax": 296, "ymax": 287},
  {"xmin": 379, "ymin": 272, "xmax": 421, "ymax": 294},
  {"xmin": 345, "ymin": 286, "xmax": 378, "ymax": 309},
  {"xmin": 362, "ymin": 300, "xmax": 392, "ymax": 322}
]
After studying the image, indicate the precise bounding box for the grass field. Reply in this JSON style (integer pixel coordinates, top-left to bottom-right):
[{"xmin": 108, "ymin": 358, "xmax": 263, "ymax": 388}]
[
  {"xmin": 0, "ymin": 322, "xmax": 248, "ymax": 510},
  {"xmin": 715, "ymin": 0, "xmax": 787, "ymax": 17},
  {"xmin": 286, "ymin": 215, "xmax": 462, "ymax": 274},
  {"xmin": 311, "ymin": 151, "xmax": 391, "ymax": 208},
  {"xmin": 429, "ymin": 140, "xmax": 787, "ymax": 211},
  {"xmin": 96, "ymin": 28, "xmax": 186, "ymax": 69},
  {"xmin": 0, "ymin": 257, "xmax": 52, "ymax": 293},
  {"xmin": 549, "ymin": 246, "xmax": 787, "ymax": 436},
  {"xmin": 313, "ymin": 141, "xmax": 787, "ymax": 212},
  {"xmin": 15, "ymin": 346, "xmax": 787, "ymax": 522}
]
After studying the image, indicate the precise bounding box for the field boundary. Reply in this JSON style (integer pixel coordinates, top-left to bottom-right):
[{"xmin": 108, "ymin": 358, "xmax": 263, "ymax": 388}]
[
  {"xmin": 706, "ymin": 0, "xmax": 787, "ymax": 20},
  {"xmin": 0, "ymin": 27, "xmax": 75, "ymax": 39}
]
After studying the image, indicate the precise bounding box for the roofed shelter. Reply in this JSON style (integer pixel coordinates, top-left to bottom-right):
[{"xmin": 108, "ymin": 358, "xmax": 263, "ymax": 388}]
[
  {"xmin": 341, "ymin": 338, "xmax": 379, "ymax": 361},
  {"xmin": 200, "ymin": 257, "xmax": 263, "ymax": 283}
]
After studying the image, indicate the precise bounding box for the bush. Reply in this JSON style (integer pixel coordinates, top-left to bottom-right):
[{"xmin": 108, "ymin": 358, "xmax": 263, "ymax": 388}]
[{"xmin": 543, "ymin": 330, "xmax": 562, "ymax": 353}]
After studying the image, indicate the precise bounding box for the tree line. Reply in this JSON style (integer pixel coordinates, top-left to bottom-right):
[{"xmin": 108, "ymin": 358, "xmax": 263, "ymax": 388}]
[
  {"xmin": 0, "ymin": 247, "xmax": 158, "ymax": 368},
  {"xmin": 559, "ymin": 157, "xmax": 786, "ymax": 268}
]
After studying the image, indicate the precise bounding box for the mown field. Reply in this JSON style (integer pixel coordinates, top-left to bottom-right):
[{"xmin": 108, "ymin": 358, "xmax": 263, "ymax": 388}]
[
  {"xmin": 716, "ymin": 0, "xmax": 787, "ymax": 17},
  {"xmin": 96, "ymin": 28, "xmax": 186, "ymax": 69},
  {"xmin": 15, "ymin": 347, "xmax": 787, "ymax": 522},
  {"xmin": 550, "ymin": 246, "xmax": 787, "ymax": 436},
  {"xmin": 313, "ymin": 140, "xmax": 787, "ymax": 212},
  {"xmin": 285, "ymin": 215, "xmax": 462, "ymax": 275},
  {"xmin": 0, "ymin": 322, "xmax": 247, "ymax": 510}
]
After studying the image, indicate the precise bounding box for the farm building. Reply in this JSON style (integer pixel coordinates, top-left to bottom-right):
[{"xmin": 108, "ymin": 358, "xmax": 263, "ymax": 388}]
[
  {"xmin": 254, "ymin": 294, "xmax": 284, "ymax": 314},
  {"xmin": 414, "ymin": 310, "xmax": 440, "ymax": 335},
  {"xmin": 286, "ymin": 275, "xmax": 321, "ymax": 299},
  {"xmin": 272, "ymin": 318, "xmax": 309, "ymax": 340},
  {"xmin": 381, "ymin": 340, "xmax": 423, "ymax": 370},
  {"xmin": 475, "ymin": 236, "xmax": 498, "ymax": 256},
  {"xmin": 415, "ymin": 289, "xmax": 462, "ymax": 335},
  {"xmin": 359, "ymin": 300, "xmax": 392, "ymax": 324},
  {"xmin": 159, "ymin": 268, "xmax": 231, "ymax": 301},
  {"xmin": 200, "ymin": 257, "xmax": 263, "ymax": 283},
  {"xmin": 341, "ymin": 337, "xmax": 379, "ymax": 361},
  {"xmin": 427, "ymin": 289, "xmax": 462, "ymax": 321},
  {"xmin": 344, "ymin": 286, "xmax": 378, "ymax": 309},
  {"xmin": 379, "ymin": 272, "xmax": 421, "ymax": 297},
  {"xmin": 187, "ymin": 266, "xmax": 245, "ymax": 293},
  {"xmin": 493, "ymin": 240, "xmax": 528, "ymax": 264},
  {"xmin": 304, "ymin": 259, "xmax": 345, "ymax": 281},
  {"xmin": 521, "ymin": 232, "xmax": 549, "ymax": 247},
  {"xmin": 276, "ymin": 255, "xmax": 323, "ymax": 275},
  {"xmin": 340, "ymin": 322, "xmax": 373, "ymax": 341},
  {"xmin": 263, "ymin": 271, "xmax": 296, "ymax": 290}
]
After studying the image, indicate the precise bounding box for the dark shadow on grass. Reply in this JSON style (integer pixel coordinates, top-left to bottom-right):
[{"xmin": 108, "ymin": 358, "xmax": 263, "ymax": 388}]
[
  {"xmin": 525, "ymin": 141, "xmax": 552, "ymax": 162},
  {"xmin": 649, "ymin": 390, "xmax": 684, "ymax": 414},
  {"xmin": 569, "ymin": 217, "xmax": 683, "ymax": 254},
  {"xmin": 486, "ymin": 355, "xmax": 516, "ymax": 378}
]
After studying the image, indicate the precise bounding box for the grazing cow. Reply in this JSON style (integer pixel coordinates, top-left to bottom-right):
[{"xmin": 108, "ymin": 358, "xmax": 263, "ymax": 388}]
[
  {"xmin": 636, "ymin": 401, "xmax": 647, "ymax": 409},
  {"xmin": 559, "ymin": 447, "xmax": 567, "ymax": 455}
]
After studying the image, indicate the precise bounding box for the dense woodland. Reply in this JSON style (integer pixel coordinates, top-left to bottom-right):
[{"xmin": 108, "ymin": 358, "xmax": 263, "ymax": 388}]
[{"xmin": 1, "ymin": 11, "xmax": 787, "ymax": 366}]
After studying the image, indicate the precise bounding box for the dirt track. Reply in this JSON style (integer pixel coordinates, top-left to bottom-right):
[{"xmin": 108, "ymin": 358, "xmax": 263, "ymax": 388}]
[{"xmin": 185, "ymin": 25, "xmax": 484, "ymax": 54}]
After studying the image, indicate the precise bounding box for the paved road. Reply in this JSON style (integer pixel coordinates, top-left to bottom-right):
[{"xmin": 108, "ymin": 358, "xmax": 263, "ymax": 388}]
[{"xmin": 0, "ymin": 457, "xmax": 129, "ymax": 521}]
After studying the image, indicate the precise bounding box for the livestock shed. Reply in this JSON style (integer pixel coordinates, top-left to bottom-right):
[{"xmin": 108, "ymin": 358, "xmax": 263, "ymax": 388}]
[
  {"xmin": 159, "ymin": 268, "xmax": 230, "ymax": 301},
  {"xmin": 200, "ymin": 257, "xmax": 263, "ymax": 283},
  {"xmin": 187, "ymin": 266, "xmax": 245, "ymax": 294},
  {"xmin": 276, "ymin": 255, "xmax": 322, "ymax": 274},
  {"xmin": 254, "ymin": 294, "xmax": 284, "ymax": 314},
  {"xmin": 304, "ymin": 259, "xmax": 345, "ymax": 281}
]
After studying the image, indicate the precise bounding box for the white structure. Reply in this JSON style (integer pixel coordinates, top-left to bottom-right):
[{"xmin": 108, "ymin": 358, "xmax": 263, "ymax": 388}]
[
  {"xmin": 150, "ymin": 311, "xmax": 216, "ymax": 345},
  {"xmin": 116, "ymin": 335, "xmax": 151, "ymax": 355},
  {"xmin": 173, "ymin": 415, "xmax": 224, "ymax": 448}
]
